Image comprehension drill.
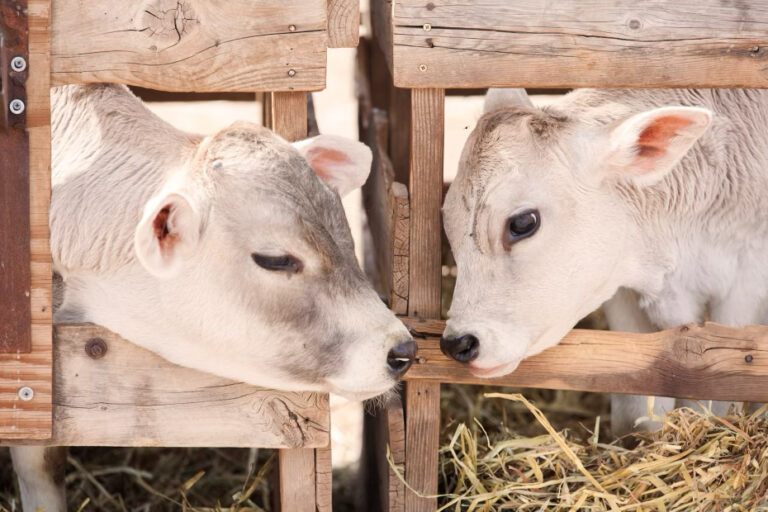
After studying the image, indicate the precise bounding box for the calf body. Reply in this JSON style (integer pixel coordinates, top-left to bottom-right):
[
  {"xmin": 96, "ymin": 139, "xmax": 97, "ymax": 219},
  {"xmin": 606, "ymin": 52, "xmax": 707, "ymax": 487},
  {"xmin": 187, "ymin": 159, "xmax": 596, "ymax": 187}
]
[
  {"xmin": 12, "ymin": 84, "xmax": 413, "ymax": 511},
  {"xmin": 443, "ymin": 88, "xmax": 768, "ymax": 422}
]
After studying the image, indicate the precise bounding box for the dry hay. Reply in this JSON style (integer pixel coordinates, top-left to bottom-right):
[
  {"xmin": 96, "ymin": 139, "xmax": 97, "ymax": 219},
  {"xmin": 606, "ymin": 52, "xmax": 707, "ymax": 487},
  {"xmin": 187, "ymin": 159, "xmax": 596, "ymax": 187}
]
[{"xmin": 426, "ymin": 393, "xmax": 768, "ymax": 511}]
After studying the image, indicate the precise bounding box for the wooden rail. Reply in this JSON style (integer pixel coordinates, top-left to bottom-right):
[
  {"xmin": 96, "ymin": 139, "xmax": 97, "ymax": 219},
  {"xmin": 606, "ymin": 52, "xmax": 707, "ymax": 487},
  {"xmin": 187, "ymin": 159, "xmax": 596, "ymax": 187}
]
[
  {"xmin": 377, "ymin": 0, "xmax": 768, "ymax": 89},
  {"xmin": 402, "ymin": 317, "xmax": 768, "ymax": 402},
  {"xmin": 1, "ymin": 324, "xmax": 330, "ymax": 447}
]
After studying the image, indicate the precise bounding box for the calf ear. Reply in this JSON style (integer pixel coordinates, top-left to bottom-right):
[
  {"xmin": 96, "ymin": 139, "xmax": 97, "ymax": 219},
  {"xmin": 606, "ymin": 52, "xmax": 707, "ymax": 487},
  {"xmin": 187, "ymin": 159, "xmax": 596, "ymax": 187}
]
[
  {"xmin": 605, "ymin": 106, "xmax": 712, "ymax": 186},
  {"xmin": 134, "ymin": 192, "xmax": 201, "ymax": 278},
  {"xmin": 293, "ymin": 135, "xmax": 372, "ymax": 197},
  {"xmin": 484, "ymin": 88, "xmax": 533, "ymax": 113}
]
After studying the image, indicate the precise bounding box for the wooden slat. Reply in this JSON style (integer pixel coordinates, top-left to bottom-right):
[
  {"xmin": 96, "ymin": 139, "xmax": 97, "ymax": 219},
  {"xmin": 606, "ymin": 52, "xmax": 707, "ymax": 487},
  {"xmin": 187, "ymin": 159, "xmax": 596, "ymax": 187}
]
[
  {"xmin": 404, "ymin": 88, "xmax": 444, "ymax": 512},
  {"xmin": 278, "ymin": 449, "xmax": 317, "ymax": 512},
  {"xmin": 402, "ymin": 317, "xmax": 768, "ymax": 402},
  {"xmin": 51, "ymin": 0, "xmax": 328, "ymax": 92},
  {"xmin": 0, "ymin": 0, "xmax": 53, "ymax": 440},
  {"xmin": 1, "ymin": 325, "xmax": 331, "ymax": 447},
  {"xmin": 383, "ymin": 0, "xmax": 768, "ymax": 88},
  {"xmin": 315, "ymin": 445, "xmax": 332, "ymax": 512},
  {"xmin": 382, "ymin": 395, "xmax": 406, "ymax": 512},
  {"xmin": 269, "ymin": 91, "xmax": 308, "ymax": 142},
  {"xmin": 327, "ymin": 0, "xmax": 359, "ymax": 48}
]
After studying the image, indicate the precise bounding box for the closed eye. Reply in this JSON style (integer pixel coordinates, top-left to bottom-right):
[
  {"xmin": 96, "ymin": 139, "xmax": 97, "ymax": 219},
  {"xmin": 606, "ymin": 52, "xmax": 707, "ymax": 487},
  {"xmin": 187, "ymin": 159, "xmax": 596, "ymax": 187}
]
[{"xmin": 251, "ymin": 253, "xmax": 303, "ymax": 273}]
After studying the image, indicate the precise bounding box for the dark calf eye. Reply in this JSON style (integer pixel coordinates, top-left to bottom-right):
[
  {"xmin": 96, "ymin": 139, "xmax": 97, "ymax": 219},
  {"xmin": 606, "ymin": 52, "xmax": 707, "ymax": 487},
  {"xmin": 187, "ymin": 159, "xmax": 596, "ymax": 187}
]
[
  {"xmin": 504, "ymin": 209, "xmax": 540, "ymax": 249},
  {"xmin": 251, "ymin": 253, "xmax": 303, "ymax": 273}
]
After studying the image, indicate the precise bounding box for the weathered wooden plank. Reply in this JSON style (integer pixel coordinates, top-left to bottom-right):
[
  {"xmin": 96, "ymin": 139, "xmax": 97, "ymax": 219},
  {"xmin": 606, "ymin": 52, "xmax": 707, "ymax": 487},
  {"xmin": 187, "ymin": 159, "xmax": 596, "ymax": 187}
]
[
  {"xmin": 327, "ymin": 0, "xmax": 359, "ymax": 48},
  {"xmin": 0, "ymin": 0, "xmax": 53, "ymax": 440},
  {"xmin": 279, "ymin": 449, "xmax": 317, "ymax": 512},
  {"xmin": 269, "ymin": 91, "xmax": 308, "ymax": 142},
  {"xmin": 315, "ymin": 445, "xmax": 332, "ymax": 512},
  {"xmin": 51, "ymin": 0, "xmax": 328, "ymax": 92},
  {"xmin": 384, "ymin": 0, "xmax": 768, "ymax": 88},
  {"xmin": 381, "ymin": 395, "xmax": 405, "ymax": 512},
  {"xmin": 404, "ymin": 88, "xmax": 444, "ymax": 512},
  {"xmin": 402, "ymin": 317, "xmax": 768, "ymax": 402},
  {"xmin": 1, "ymin": 324, "xmax": 331, "ymax": 447}
]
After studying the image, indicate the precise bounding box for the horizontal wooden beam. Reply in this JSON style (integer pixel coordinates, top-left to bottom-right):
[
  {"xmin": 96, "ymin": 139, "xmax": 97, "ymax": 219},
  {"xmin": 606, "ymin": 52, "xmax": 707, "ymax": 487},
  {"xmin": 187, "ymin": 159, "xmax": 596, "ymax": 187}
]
[
  {"xmin": 383, "ymin": 0, "xmax": 768, "ymax": 88},
  {"xmin": 51, "ymin": 0, "xmax": 328, "ymax": 92},
  {"xmin": 1, "ymin": 324, "xmax": 330, "ymax": 447},
  {"xmin": 402, "ymin": 317, "xmax": 768, "ymax": 402}
]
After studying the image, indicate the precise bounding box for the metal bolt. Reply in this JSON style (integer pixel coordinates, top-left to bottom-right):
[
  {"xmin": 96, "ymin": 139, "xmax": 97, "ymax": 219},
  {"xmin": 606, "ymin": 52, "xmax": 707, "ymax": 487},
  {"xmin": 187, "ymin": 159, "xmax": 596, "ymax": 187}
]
[
  {"xmin": 10, "ymin": 56, "xmax": 26, "ymax": 72},
  {"xmin": 288, "ymin": 24, "xmax": 296, "ymax": 32},
  {"xmin": 419, "ymin": 64, "xmax": 427, "ymax": 72},
  {"xmin": 287, "ymin": 68, "xmax": 296, "ymax": 77},
  {"xmin": 18, "ymin": 386, "xmax": 34, "ymax": 401},
  {"xmin": 9, "ymin": 99, "xmax": 25, "ymax": 115},
  {"xmin": 423, "ymin": 23, "xmax": 431, "ymax": 31},
  {"xmin": 746, "ymin": 354, "xmax": 754, "ymax": 363},
  {"xmin": 85, "ymin": 337, "xmax": 108, "ymax": 359}
]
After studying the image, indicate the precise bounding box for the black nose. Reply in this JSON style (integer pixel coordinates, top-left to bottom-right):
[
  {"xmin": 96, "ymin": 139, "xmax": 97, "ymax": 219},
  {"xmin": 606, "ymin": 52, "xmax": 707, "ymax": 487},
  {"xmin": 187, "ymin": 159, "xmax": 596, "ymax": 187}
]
[
  {"xmin": 387, "ymin": 340, "xmax": 417, "ymax": 378},
  {"xmin": 440, "ymin": 334, "xmax": 480, "ymax": 363}
]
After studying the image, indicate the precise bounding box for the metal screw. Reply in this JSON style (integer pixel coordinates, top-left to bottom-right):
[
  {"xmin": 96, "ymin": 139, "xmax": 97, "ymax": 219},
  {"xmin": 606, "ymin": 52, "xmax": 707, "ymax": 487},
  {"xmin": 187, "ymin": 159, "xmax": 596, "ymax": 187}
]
[
  {"xmin": 746, "ymin": 354, "xmax": 754, "ymax": 363},
  {"xmin": 85, "ymin": 337, "xmax": 108, "ymax": 359},
  {"xmin": 9, "ymin": 99, "xmax": 25, "ymax": 115},
  {"xmin": 288, "ymin": 24, "xmax": 296, "ymax": 32},
  {"xmin": 423, "ymin": 23, "xmax": 431, "ymax": 31},
  {"xmin": 18, "ymin": 386, "xmax": 34, "ymax": 401},
  {"xmin": 419, "ymin": 64, "xmax": 427, "ymax": 72},
  {"xmin": 10, "ymin": 56, "xmax": 26, "ymax": 72},
  {"xmin": 287, "ymin": 69, "xmax": 296, "ymax": 77}
]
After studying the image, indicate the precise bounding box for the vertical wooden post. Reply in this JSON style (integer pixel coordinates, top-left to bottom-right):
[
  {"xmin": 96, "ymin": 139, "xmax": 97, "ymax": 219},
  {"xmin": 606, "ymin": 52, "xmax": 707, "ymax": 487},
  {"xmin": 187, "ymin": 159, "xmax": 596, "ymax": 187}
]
[
  {"xmin": 267, "ymin": 90, "xmax": 331, "ymax": 512},
  {"xmin": 0, "ymin": 0, "xmax": 53, "ymax": 440},
  {"xmin": 404, "ymin": 88, "xmax": 444, "ymax": 511}
]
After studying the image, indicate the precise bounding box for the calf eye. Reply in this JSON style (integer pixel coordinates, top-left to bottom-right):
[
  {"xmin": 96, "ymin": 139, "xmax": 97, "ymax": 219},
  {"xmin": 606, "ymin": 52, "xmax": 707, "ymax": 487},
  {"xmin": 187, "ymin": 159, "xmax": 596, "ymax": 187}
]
[
  {"xmin": 504, "ymin": 209, "xmax": 540, "ymax": 249},
  {"xmin": 251, "ymin": 253, "xmax": 303, "ymax": 273}
]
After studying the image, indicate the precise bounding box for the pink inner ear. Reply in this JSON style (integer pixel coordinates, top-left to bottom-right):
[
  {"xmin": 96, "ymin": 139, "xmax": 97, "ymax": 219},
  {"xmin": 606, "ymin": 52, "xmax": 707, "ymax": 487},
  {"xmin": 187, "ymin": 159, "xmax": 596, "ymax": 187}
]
[
  {"xmin": 636, "ymin": 115, "xmax": 693, "ymax": 159},
  {"xmin": 153, "ymin": 205, "xmax": 177, "ymax": 253},
  {"xmin": 306, "ymin": 147, "xmax": 350, "ymax": 180}
]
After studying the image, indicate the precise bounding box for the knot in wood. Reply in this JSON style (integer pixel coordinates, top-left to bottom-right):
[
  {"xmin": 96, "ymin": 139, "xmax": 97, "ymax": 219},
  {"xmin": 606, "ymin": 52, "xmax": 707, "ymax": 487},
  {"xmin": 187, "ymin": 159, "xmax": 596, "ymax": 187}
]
[
  {"xmin": 85, "ymin": 337, "xmax": 108, "ymax": 359},
  {"xmin": 139, "ymin": 0, "xmax": 199, "ymax": 48}
]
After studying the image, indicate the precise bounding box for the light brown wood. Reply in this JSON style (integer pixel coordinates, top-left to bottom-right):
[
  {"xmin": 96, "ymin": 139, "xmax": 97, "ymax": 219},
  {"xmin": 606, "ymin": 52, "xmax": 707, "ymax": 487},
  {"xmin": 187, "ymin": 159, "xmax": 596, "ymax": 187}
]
[
  {"xmin": 0, "ymin": 0, "xmax": 53, "ymax": 440},
  {"xmin": 381, "ymin": 395, "xmax": 406, "ymax": 512},
  {"xmin": 402, "ymin": 317, "xmax": 768, "ymax": 402},
  {"xmin": 361, "ymin": 108, "xmax": 410, "ymax": 315},
  {"xmin": 269, "ymin": 91, "xmax": 309, "ymax": 142},
  {"xmin": 380, "ymin": 0, "xmax": 768, "ymax": 88},
  {"xmin": 51, "ymin": 0, "xmax": 327, "ymax": 92},
  {"xmin": 1, "ymin": 325, "xmax": 330, "ymax": 447},
  {"xmin": 314, "ymin": 445, "xmax": 332, "ymax": 512},
  {"xmin": 404, "ymin": 88, "xmax": 444, "ymax": 512},
  {"xmin": 278, "ymin": 448, "xmax": 317, "ymax": 512},
  {"xmin": 327, "ymin": 0, "xmax": 359, "ymax": 48}
]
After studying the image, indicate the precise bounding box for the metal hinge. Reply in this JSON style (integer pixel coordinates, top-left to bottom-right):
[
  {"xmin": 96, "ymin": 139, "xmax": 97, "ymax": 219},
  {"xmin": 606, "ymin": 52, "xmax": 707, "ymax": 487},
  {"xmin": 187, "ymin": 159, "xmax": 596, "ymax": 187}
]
[{"xmin": 1, "ymin": 0, "xmax": 28, "ymax": 133}]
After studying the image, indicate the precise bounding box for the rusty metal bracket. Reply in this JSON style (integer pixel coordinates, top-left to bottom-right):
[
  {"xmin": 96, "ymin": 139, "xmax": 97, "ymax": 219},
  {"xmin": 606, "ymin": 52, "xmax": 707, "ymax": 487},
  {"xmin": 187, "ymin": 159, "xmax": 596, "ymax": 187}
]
[{"xmin": 0, "ymin": 0, "xmax": 31, "ymax": 353}]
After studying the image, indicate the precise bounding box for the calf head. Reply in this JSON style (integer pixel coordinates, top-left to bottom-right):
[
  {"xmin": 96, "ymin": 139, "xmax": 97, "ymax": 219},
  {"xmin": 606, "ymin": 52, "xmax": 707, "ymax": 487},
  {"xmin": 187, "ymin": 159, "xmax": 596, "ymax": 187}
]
[
  {"xmin": 130, "ymin": 122, "xmax": 413, "ymax": 399},
  {"xmin": 442, "ymin": 89, "xmax": 711, "ymax": 377}
]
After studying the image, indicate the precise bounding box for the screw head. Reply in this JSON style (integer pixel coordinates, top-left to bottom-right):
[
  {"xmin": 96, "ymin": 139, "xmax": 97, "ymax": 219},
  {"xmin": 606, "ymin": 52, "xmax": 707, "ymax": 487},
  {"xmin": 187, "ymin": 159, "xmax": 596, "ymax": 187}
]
[
  {"xmin": 18, "ymin": 386, "xmax": 34, "ymax": 401},
  {"xmin": 423, "ymin": 23, "xmax": 432, "ymax": 31},
  {"xmin": 9, "ymin": 99, "xmax": 25, "ymax": 115},
  {"xmin": 418, "ymin": 64, "xmax": 428, "ymax": 72},
  {"xmin": 287, "ymin": 68, "xmax": 296, "ymax": 77},
  {"xmin": 10, "ymin": 56, "xmax": 27, "ymax": 72},
  {"xmin": 85, "ymin": 337, "xmax": 108, "ymax": 359},
  {"xmin": 288, "ymin": 24, "xmax": 296, "ymax": 32},
  {"xmin": 746, "ymin": 354, "xmax": 754, "ymax": 363}
]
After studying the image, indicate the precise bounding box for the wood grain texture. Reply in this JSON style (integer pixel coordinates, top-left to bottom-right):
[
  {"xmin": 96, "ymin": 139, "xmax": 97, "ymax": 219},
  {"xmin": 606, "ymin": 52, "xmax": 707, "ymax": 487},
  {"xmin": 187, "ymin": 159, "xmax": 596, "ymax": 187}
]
[
  {"xmin": 51, "ymin": 0, "xmax": 328, "ymax": 92},
  {"xmin": 269, "ymin": 91, "xmax": 308, "ymax": 142},
  {"xmin": 381, "ymin": 394, "xmax": 405, "ymax": 512},
  {"xmin": 361, "ymin": 108, "xmax": 410, "ymax": 315},
  {"xmin": 314, "ymin": 445, "xmax": 332, "ymax": 512},
  {"xmin": 0, "ymin": 0, "xmax": 53, "ymax": 440},
  {"xmin": 279, "ymin": 449, "xmax": 317, "ymax": 512},
  {"xmin": 1, "ymin": 324, "xmax": 331, "ymax": 447},
  {"xmin": 327, "ymin": 0, "xmax": 359, "ymax": 48},
  {"xmin": 402, "ymin": 317, "xmax": 768, "ymax": 402},
  {"xmin": 382, "ymin": 0, "xmax": 768, "ymax": 88},
  {"xmin": 404, "ymin": 88, "xmax": 444, "ymax": 512}
]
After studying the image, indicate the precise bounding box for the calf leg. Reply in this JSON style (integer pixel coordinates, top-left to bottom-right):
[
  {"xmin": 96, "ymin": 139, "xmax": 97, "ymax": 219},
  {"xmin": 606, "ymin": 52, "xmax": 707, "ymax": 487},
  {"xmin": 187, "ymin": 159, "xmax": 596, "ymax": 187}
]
[
  {"xmin": 10, "ymin": 446, "xmax": 67, "ymax": 512},
  {"xmin": 603, "ymin": 288, "xmax": 675, "ymax": 436}
]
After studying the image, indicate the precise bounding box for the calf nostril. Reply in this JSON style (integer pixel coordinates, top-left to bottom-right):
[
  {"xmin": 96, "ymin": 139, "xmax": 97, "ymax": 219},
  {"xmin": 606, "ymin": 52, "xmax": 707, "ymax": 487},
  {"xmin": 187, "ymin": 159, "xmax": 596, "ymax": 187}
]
[
  {"xmin": 387, "ymin": 340, "xmax": 417, "ymax": 378},
  {"xmin": 440, "ymin": 334, "xmax": 480, "ymax": 363}
]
